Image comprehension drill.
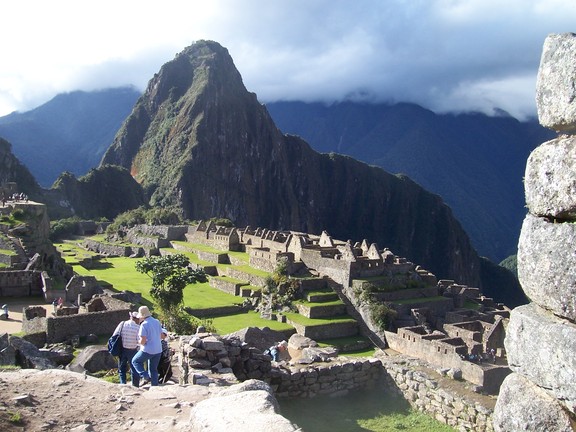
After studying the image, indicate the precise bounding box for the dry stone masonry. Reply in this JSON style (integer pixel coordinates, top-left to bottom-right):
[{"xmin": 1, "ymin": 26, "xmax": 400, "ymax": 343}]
[{"xmin": 493, "ymin": 33, "xmax": 576, "ymax": 431}]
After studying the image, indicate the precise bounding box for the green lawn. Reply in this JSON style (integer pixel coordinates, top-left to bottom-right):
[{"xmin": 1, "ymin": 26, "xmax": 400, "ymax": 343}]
[
  {"xmin": 54, "ymin": 241, "xmax": 101, "ymax": 264},
  {"xmin": 211, "ymin": 311, "xmax": 294, "ymax": 334},
  {"xmin": 183, "ymin": 281, "xmax": 243, "ymax": 309},
  {"xmin": 285, "ymin": 313, "xmax": 357, "ymax": 326},
  {"xmin": 296, "ymin": 298, "xmax": 345, "ymax": 307}
]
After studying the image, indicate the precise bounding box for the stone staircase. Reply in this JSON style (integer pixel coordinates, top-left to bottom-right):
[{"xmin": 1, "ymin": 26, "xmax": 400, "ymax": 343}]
[
  {"xmin": 0, "ymin": 232, "xmax": 28, "ymax": 269},
  {"xmin": 286, "ymin": 280, "xmax": 359, "ymax": 340}
]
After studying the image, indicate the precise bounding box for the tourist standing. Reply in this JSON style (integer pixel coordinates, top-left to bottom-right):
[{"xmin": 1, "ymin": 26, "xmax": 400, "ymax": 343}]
[
  {"xmin": 112, "ymin": 311, "xmax": 141, "ymax": 386},
  {"xmin": 131, "ymin": 306, "xmax": 163, "ymax": 386}
]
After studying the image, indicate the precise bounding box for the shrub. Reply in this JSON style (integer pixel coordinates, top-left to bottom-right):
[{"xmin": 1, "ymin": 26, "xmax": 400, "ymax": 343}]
[
  {"xmin": 50, "ymin": 217, "xmax": 82, "ymax": 241},
  {"xmin": 369, "ymin": 302, "xmax": 397, "ymax": 332},
  {"xmin": 163, "ymin": 307, "xmax": 216, "ymax": 334}
]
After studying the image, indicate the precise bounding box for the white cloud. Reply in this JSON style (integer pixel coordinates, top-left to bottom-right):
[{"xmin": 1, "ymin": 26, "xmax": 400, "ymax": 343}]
[{"xmin": 1, "ymin": 0, "xmax": 575, "ymax": 118}]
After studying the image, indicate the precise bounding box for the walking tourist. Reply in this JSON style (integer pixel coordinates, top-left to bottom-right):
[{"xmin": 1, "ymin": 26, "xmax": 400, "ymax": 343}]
[
  {"xmin": 131, "ymin": 306, "xmax": 163, "ymax": 386},
  {"xmin": 112, "ymin": 311, "xmax": 141, "ymax": 386}
]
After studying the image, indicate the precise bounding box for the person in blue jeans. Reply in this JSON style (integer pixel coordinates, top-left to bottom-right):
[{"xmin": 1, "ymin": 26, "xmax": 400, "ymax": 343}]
[
  {"xmin": 112, "ymin": 311, "xmax": 141, "ymax": 386},
  {"xmin": 131, "ymin": 306, "xmax": 163, "ymax": 386}
]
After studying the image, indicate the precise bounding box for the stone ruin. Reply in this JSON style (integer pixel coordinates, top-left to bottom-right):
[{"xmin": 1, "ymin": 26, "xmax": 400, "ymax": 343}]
[{"xmin": 493, "ymin": 33, "xmax": 576, "ymax": 431}]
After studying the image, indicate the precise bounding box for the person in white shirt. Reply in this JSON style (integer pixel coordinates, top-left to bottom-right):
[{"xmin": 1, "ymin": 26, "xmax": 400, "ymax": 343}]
[
  {"xmin": 112, "ymin": 311, "xmax": 141, "ymax": 386},
  {"xmin": 132, "ymin": 306, "xmax": 164, "ymax": 387}
]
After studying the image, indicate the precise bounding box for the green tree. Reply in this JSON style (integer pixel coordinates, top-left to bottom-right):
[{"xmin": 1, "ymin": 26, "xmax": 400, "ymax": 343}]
[{"xmin": 135, "ymin": 254, "xmax": 206, "ymax": 319}]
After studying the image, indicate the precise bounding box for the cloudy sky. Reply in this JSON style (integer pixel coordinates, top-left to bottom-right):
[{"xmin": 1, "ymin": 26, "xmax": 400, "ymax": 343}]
[{"xmin": 1, "ymin": 0, "xmax": 575, "ymax": 119}]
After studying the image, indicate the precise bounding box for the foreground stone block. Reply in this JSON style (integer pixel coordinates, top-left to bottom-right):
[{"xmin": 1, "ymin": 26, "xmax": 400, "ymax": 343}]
[
  {"xmin": 189, "ymin": 380, "xmax": 300, "ymax": 431},
  {"xmin": 505, "ymin": 304, "xmax": 576, "ymax": 413},
  {"xmin": 536, "ymin": 32, "xmax": 576, "ymax": 132},
  {"xmin": 517, "ymin": 214, "xmax": 576, "ymax": 320},
  {"xmin": 524, "ymin": 136, "xmax": 576, "ymax": 218},
  {"xmin": 493, "ymin": 373, "xmax": 574, "ymax": 432}
]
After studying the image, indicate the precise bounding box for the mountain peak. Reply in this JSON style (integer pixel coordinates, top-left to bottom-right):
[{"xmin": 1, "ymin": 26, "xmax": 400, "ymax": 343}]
[{"xmin": 100, "ymin": 41, "xmax": 483, "ymax": 286}]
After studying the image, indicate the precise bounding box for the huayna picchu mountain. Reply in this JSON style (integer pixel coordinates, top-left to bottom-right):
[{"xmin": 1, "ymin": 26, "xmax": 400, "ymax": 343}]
[{"xmin": 101, "ymin": 40, "xmax": 514, "ymax": 294}]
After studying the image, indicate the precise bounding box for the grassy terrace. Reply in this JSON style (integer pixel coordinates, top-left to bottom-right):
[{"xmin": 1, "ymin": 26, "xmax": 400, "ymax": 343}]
[
  {"xmin": 296, "ymin": 298, "xmax": 345, "ymax": 307},
  {"xmin": 210, "ymin": 311, "xmax": 294, "ymax": 334},
  {"xmin": 171, "ymin": 241, "xmax": 249, "ymax": 262},
  {"xmin": 316, "ymin": 335, "xmax": 376, "ymax": 357},
  {"xmin": 162, "ymin": 247, "xmax": 215, "ymax": 267},
  {"xmin": 54, "ymin": 241, "xmax": 101, "ymax": 264},
  {"xmin": 285, "ymin": 312, "xmax": 356, "ymax": 327},
  {"xmin": 168, "ymin": 242, "xmax": 267, "ymax": 277}
]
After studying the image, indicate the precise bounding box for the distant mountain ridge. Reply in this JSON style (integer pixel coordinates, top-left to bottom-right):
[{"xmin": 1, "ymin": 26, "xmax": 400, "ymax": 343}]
[
  {"xmin": 0, "ymin": 87, "xmax": 140, "ymax": 187},
  {"xmin": 0, "ymin": 87, "xmax": 555, "ymax": 262},
  {"xmin": 266, "ymin": 101, "xmax": 556, "ymax": 262}
]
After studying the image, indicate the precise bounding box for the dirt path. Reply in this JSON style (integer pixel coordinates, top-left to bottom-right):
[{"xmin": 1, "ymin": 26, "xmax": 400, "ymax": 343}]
[{"xmin": 0, "ymin": 298, "xmax": 51, "ymax": 335}]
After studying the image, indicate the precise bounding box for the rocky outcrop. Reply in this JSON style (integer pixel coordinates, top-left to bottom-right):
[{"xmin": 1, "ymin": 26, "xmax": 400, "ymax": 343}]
[
  {"xmin": 493, "ymin": 33, "xmax": 576, "ymax": 431},
  {"xmin": 189, "ymin": 380, "xmax": 301, "ymax": 432},
  {"xmin": 48, "ymin": 165, "xmax": 147, "ymax": 220},
  {"xmin": 101, "ymin": 40, "xmax": 482, "ymax": 287},
  {"xmin": 0, "ymin": 138, "xmax": 42, "ymax": 200}
]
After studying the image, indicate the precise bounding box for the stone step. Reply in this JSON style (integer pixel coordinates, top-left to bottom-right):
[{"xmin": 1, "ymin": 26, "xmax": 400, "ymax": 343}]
[
  {"xmin": 296, "ymin": 301, "xmax": 346, "ymax": 319},
  {"xmin": 306, "ymin": 291, "xmax": 339, "ymax": 303},
  {"xmin": 209, "ymin": 276, "xmax": 249, "ymax": 296},
  {"xmin": 286, "ymin": 314, "xmax": 359, "ymax": 340}
]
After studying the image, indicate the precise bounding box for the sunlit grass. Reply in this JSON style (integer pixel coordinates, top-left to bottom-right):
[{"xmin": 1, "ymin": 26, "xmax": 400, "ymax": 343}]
[
  {"xmin": 183, "ymin": 281, "xmax": 243, "ymax": 309},
  {"xmin": 285, "ymin": 312, "xmax": 356, "ymax": 326},
  {"xmin": 210, "ymin": 311, "xmax": 294, "ymax": 335},
  {"xmin": 316, "ymin": 335, "xmax": 376, "ymax": 357}
]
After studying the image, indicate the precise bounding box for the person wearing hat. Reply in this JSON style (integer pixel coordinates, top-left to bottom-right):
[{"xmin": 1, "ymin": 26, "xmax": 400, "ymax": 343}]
[
  {"xmin": 112, "ymin": 311, "xmax": 141, "ymax": 386},
  {"xmin": 131, "ymin": 306, "xmax": 163, "ymax": 387}
]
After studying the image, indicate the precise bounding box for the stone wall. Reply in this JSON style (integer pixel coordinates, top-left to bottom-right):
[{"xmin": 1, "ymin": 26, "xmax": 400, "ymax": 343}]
[
  {"xmin": 300, "ymin": 248, "xmax": 351, "ymax": 286},
  {"xmin": 385, "ymin": 327, "xmax": 510, "ymax": 394},
  {"xmin": 178, "ymin": 332, "xmax": 383, "ymax": 398},
  {"xmin": 493, "ymin": 33, "xmax": 576, "ymax": 431},
  {"xmin": 0, "ymin": 270, "xmax": 43, "ymax": 296},
  {"xmin": 248, "ymin": 248, "xmax": 293, "ymax": 273},
  {"xmin": 271, "ymin": 358, "xmax": 383, "ymax": 398},
  {"xmin": 379, "ymin": 355, "xmax": 495, "ymax": 432},
  {"xmin": 130, "ymin": 224, "xmax": 189, "ymax": 241},
  {"xmin": 22, "ymin": 296, "xmax": 131, "ymax": 343},
  {"xmin": 83, "ymin": 239, "xmax": 134, "ymax": 257}
]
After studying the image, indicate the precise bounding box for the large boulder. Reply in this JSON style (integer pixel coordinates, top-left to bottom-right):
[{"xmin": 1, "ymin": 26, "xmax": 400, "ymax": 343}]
[
  {"xmin": 188, "ymin": 379, "xmax": 301, "ymax": 432},
  {"xmin": 524, "ymin": 136, "xmax": 576, "ymax": 219},
  {"xmin": 493, "ymin": 373, "xmax": 574, "ymax": 432},
  {"xmin": 66, "ymin": 345, "xmax": 117, "ymax": 374},
  {"xmin": 536, "ymin": 32, "xmax": 576, "ymax": 132},
  {"xmin": 517, "ymin": 214, "xmax": 576, "ymax": 320},
  {"xmin": 9, "ymin": 336, "xmax": 56, "ymax": 370},
  {"xmin": 504, "ymin": 304, "xmax": 576, "ymax": 414},
  {"xmin": 223, "ymin": 327, "xmax": 288, "ymax": 351},
  {"xmin": 0, "ymin": 333, "xmax": 16, "ymax": 365}
]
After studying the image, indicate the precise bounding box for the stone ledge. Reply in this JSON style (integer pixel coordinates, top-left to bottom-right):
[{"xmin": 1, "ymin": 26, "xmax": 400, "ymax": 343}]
[
  {"xmin": 536, "ymin": 32, "xmax": 576, "ymax": 132},
  {"xmin": 493, "ymin": 373, "xmax": 574, "ymax": 432},
  {"xmin": 505, "ymin": 303, "xmax": 576, "ymax": 414},
  {"xmin": 525, "ymin": 136, "xmax": 576, "ymax": 219},
  {"xmin": 517, "ymin": 214, "xmax": 576, "ymax": 320}
]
